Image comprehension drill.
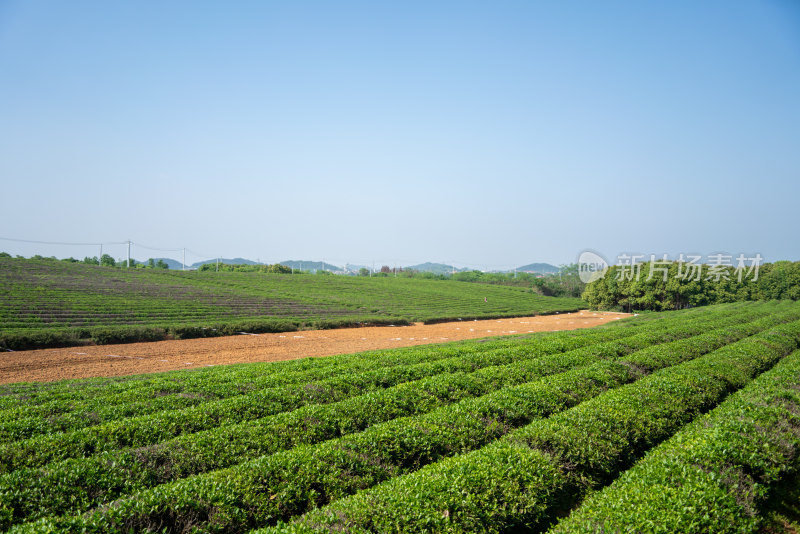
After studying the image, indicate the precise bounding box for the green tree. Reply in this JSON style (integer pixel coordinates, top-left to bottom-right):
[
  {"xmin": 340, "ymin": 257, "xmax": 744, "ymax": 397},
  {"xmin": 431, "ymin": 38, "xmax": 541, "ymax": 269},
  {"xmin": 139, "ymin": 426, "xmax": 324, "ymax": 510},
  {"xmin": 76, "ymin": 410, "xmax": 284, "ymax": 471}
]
[
  {"xmin": 100, "ymin": 254, "xmax": 116, "ymax": 267},
  {"xmin": 581, "ymin": 260, "xmax": 794, "ymax": 311},
  {"xmin": 267, "ymin": 264, "xmax": 292, "ymax": 274}
]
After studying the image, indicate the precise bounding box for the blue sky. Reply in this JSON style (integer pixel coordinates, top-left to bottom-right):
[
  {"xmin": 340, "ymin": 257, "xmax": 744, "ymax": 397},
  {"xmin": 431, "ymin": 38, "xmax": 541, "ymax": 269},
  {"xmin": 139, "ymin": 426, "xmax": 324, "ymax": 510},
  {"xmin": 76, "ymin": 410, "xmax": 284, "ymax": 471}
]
[{"xmin": 1, "ymin": 1, "xmax": 798, "ymax": 269}]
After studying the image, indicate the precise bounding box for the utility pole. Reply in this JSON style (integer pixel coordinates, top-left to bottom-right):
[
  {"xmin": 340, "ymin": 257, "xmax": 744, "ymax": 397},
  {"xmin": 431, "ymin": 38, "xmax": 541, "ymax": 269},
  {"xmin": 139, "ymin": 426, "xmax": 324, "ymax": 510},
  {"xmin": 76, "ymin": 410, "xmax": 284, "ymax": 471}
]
[
  {"xmin": 182, "ymin": 248, "xmax": 186, "ymax": 271},
  {"xmin": 216, "ymin": 258, "xmax": 219, "ymax": 272},
  {"xmin": 371, "ymin": 261, "xmax": 374, "ymax": 277},
  {"xmin": 99, "ymin": 244, "xmax": 103, "ymax": 264},
  {"xmin": 127, "ymin": 240, "xmax": 131, "ymax": 268}
]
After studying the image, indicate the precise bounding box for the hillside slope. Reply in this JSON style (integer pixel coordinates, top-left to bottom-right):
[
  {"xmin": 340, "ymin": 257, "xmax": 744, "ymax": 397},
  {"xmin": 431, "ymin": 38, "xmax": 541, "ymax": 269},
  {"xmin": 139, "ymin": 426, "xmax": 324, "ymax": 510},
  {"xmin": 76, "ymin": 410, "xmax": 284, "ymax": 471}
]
[{"xmin": 0, "ymin": 257, "xmax": 583, "ymax": 349}]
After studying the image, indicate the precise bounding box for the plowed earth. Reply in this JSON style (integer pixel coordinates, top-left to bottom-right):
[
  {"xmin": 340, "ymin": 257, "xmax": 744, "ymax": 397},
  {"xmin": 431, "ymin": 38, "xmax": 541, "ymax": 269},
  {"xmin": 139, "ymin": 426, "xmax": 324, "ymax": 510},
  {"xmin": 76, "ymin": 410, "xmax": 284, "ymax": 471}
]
[{"xmin": 0, "ymin": 311, "xmax": 629, "ymax": 384}]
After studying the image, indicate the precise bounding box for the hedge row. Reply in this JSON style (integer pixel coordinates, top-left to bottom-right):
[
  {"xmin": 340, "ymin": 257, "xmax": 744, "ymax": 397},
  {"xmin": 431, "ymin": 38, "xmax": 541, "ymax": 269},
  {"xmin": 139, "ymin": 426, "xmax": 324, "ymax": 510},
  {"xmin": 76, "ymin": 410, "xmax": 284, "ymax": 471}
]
[
  {"xmin": 8, "ymin": 310, "xmax": 794, "ymax": 532},
  {"xmin": 0, "ymin": 330, "xmax": 617, "ymax": 441},
  {"xmin": 6, "ymin": 302, "xmax": 766, "ymax": 436},
  {"xmin": 2, "ymin": 302, "xmax": 752, "ymax": 458},
  {"xmin": 0, "ymin": 316, "xmax": 421, "ymax": 351},
  {"xmin": 0, "ymin": 332, "xmax": 524, "ymax": 409},
  {"xmin": 0, "ymin": 362, "xmax": 625, "ymax": 530},
  {"xmin": 0, "ymin": 310, "xmax": 641, "ymax": 409},
  {"xmin": 163, "ymin": 314, "xmax": 798, "ymax": 533},
  {"xmin": 551, "ymin": 348, "xmax": 800, "ymax": 533},
  {"xmin": 0, "ymin": 301, "xmax": 753, "ymax": 408},
  {"xmin": 0, "ymin": 302, "xmax": 771, "ymax": 438},
  {"xmin": 0, "ymin": 317, "xmax": 676, "ymax": 473},
  {"xmin": 269, "ymin": 321, "xmax": 800, "ymax": 534},
  {"xmin": 0, "ymin": 300, "xmax": 753, "ymax": 400},
  {"xmin": 0, "ymin": 321, "xmax": 700, "ymax": 526}
]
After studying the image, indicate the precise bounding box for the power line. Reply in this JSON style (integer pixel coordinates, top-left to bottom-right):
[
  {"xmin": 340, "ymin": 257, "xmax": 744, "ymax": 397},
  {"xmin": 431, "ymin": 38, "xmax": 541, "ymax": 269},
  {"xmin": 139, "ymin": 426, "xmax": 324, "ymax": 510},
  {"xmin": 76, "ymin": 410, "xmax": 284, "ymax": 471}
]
[
  {"xmin": 0, "ymin": 236, "xmax": 213, "ymax": 259},
  {"xmin": 185, "ymin": 248, "xmax": 216, "ymax": 259},
  {"xmin": 0, "ymin": 236, "xmax": 549, "ymax": 273},
  {"xmin": 131, "ymin": 242, "xmax": 183, "ymax": 253},
  {"xmin": 0, "ymin": 236, "xmax": 127, "ymax": 246}
]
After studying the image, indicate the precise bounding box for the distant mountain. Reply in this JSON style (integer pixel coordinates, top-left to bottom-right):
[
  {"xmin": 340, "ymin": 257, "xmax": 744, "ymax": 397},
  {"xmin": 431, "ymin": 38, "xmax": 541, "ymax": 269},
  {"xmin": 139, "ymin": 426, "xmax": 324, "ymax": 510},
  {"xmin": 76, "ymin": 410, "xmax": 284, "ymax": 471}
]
[
  {"xmin": 516, "ymin": 262, "xmax": 559, "ymax": 274},
  {"xmin": 190, "ymin": 258, "xmax": 258, "ymax": 269},
  {"xmin": 147, "ymin": 257, "xmax": 560, "ymax": 275},
  {"xmin": 150, "ymin": 258, "xmax": 185, "ymax": 270},
  {"xmin": 405, "ymin": 262, "xmax": 470, "ymax": 274},
  {"xmin": 279, "ymin": 260, "xmax": 343, "ymax": 273}
]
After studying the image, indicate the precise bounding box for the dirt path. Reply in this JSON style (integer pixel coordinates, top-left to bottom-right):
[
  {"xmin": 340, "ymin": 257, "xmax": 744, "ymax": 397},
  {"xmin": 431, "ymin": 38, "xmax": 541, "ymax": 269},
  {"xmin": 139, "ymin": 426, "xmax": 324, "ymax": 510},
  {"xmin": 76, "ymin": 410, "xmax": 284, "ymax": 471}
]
[{"xmin": 0, "ymin": 311, "xmax": 630, "ymax": 384}]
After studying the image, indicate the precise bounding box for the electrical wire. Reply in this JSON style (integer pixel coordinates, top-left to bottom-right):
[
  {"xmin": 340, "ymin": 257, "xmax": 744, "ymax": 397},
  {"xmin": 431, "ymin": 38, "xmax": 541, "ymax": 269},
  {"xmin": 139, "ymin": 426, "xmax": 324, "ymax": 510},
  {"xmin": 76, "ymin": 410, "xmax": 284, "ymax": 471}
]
[
  {"xmin": 131, "ymin": 242, "xmax": 183, "ymax": 253},
  {"xmin": 0, "ymin": 236, "xmax": 127, "ymax": 246}
]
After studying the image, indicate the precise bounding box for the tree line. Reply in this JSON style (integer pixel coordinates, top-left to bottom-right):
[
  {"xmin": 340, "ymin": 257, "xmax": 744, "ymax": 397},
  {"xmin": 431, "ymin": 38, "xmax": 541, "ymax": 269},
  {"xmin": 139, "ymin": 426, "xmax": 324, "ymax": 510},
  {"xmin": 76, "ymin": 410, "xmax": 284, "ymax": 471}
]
[
  {"xmin": 0, "ymin": 253, "xmax": 170, "ymax": 269},
  {"xmin": 353, "ymin": 264, "xmax": 585, "ymax": 298},
  {"xmin": 583, "ymin": 260, "xmax": 800, "ymax": 311},
  {"xmin": 197, "ymin": 262, "xmax": 294, "ymax": 273}
]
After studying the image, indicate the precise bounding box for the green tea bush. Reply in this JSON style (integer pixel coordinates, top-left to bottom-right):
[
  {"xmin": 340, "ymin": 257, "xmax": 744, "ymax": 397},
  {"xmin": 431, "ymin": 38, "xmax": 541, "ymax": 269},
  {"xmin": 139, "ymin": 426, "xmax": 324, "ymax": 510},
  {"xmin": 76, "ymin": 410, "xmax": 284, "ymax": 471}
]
[
  {"xmin": 270, "ymin": 321, "xmax": 800, "ymax": 534},
  {"xmin": 551, "ymin": 349, "xmax": 800, "ymax": 533},
  {"xmin": 9, "ymin": 310, "xmax": 793, "ymax": 532}
]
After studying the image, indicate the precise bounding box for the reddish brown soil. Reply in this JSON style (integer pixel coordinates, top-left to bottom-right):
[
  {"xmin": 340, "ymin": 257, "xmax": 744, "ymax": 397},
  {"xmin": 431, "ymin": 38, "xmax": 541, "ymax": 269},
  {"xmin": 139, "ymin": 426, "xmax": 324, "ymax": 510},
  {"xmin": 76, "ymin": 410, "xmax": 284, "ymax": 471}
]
[{"xmin": 0, "ymin": 311, "xmax": 630, "ymax": 384}]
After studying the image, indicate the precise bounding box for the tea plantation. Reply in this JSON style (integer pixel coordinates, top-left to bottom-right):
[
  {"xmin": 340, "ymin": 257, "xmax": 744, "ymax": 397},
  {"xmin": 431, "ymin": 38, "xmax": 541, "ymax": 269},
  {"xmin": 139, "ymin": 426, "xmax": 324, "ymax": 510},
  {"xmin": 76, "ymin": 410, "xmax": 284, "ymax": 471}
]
[
  {"xmin": 0, "ymin": 257, "xmax": 582, "ymax": 350},
  {"xmin": 1, "ymin": 301, "xmax": 799, "ymax": 532}
]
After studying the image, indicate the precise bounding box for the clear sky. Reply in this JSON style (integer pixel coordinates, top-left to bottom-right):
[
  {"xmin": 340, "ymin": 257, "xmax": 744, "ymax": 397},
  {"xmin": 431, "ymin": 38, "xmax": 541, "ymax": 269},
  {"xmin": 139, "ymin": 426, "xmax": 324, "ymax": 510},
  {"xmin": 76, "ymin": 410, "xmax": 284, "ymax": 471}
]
[{"xmin": 1, "ymin": 1, "xmax": 799, "ymax": 269}]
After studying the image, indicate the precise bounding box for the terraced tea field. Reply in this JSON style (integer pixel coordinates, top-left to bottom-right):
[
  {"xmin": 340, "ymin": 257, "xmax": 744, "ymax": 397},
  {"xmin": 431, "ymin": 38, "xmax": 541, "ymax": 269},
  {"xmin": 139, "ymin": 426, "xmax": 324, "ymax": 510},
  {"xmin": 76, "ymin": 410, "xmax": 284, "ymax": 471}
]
[
  {"xmin": 0, "ymin": 258, "xmax": 582, "ymax": 350},
  {"xmin": 1, "ymin": 301, "xmax": 799, "ymax": 532}
]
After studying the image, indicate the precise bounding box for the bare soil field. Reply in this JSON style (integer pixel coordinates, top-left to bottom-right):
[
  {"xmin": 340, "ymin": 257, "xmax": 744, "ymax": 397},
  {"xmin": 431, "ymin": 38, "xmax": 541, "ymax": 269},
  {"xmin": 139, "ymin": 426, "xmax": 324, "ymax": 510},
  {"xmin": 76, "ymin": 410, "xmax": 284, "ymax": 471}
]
[{"xmin": 0, "ymin": 311, "xmax": 629, "ymax": 384}]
